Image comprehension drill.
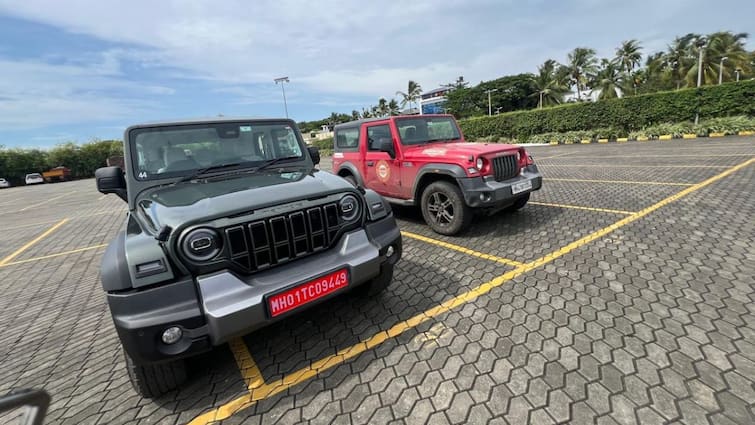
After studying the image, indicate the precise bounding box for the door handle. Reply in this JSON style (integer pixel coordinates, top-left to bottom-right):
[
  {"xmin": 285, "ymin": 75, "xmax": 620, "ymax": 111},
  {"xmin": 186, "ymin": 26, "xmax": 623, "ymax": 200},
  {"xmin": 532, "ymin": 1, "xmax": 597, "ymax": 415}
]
[{"xmin": 366, "ymin": 161, "xmax": 375, "ymax": 166}]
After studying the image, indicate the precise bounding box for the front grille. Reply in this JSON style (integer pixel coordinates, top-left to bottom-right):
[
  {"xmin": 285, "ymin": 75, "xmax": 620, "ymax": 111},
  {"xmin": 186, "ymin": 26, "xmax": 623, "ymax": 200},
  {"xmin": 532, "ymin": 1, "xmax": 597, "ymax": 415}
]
[
  {"xmin": 223, "ymin": 203, "xmax": 343, "ymax": 273},
  {"xmin": 492, "ymin": 154, "xmax": 519, "ymax": 182}
]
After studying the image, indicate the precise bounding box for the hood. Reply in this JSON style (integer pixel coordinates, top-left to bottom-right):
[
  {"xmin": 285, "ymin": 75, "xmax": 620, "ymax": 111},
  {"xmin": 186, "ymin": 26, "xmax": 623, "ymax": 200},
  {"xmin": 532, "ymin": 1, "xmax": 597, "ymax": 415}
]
[
  {"xmin": 402, "ymin": 142, "xmax": 520, "ymax": 162},
  {"xmin": 135, "ymin": 170, "xmax": 352, "ymax": 231}
]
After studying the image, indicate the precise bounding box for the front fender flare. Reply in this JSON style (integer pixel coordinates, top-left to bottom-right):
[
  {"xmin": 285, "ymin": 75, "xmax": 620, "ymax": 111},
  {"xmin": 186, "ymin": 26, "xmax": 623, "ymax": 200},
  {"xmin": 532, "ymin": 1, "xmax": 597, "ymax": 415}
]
[
  {"xmin": 412, "ymin": 163, "xmax": 468, "ymax": 200},
  {"xmin": 335, "ymin": 162, "xmax": 364, "ymax": 186}
]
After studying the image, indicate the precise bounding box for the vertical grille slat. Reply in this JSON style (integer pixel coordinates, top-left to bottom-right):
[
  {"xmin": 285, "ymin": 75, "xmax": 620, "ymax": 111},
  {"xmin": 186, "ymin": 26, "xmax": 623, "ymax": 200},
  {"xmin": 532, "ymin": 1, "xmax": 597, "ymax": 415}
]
[
  {"xmin": 492, "ymin": 154, "xmax": 519, "ymax": 182},
  {"xmin": 224, "ymin": 202, "xmax": 344, "ymax": 273}
]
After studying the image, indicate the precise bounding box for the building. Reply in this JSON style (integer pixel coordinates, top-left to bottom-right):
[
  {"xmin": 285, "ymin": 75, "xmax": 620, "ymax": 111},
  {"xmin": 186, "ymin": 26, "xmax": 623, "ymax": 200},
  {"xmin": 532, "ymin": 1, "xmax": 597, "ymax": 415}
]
[{"xmin": 420, "ymin": 87, "xmax": 451, "ymax": 114}]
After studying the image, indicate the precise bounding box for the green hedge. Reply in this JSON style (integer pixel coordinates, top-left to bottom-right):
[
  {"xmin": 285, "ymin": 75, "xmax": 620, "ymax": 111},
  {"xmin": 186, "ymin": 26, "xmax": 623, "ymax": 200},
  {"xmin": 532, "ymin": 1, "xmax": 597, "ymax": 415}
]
[{"xmin": 459, "ymin": 80, "xmax": 755, "ymax": 141}]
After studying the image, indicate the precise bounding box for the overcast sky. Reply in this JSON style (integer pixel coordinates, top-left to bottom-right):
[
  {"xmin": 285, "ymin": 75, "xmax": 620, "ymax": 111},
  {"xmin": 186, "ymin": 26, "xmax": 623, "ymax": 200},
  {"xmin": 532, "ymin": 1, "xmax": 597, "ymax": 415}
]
[{"xmin": 1, "ymin": 0, "xmax": 753, "ymax": 147}]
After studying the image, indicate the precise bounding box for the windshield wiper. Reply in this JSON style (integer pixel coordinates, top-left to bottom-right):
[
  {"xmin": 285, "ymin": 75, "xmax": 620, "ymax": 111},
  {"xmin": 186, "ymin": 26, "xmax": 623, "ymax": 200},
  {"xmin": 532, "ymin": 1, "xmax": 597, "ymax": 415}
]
[
  {"xmin": 251, "ymin": 156, "xmax": 302, "ymax": 173},
  {"xmin": 175, "ymin": 162, "xmax": 244, "ymax": 183}
]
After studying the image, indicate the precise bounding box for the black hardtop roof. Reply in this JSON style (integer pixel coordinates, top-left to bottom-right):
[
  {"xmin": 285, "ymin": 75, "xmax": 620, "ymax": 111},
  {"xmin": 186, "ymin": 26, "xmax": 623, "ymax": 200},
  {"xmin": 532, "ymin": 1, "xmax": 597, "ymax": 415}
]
[
  {"xmin": 126, "ymin": 116, "xmax": 293, "ymax": 131},
  {"xmin": 333, "ymin": 114, "xmax": 454, "ymax": 130}
]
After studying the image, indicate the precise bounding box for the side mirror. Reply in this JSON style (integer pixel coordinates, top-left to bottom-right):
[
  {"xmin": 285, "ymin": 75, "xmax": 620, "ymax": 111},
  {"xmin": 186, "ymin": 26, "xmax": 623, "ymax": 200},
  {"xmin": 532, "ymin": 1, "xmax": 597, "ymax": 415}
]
[
  {"xmin": 95, "ymin": 166, "xmax": 127, "ymax": 202},
  {"xmin": 379, "ymin": 139, "xmax": 395, "ymax": 159},
  {"xmin": 308, "ymin": 146, "xmax": 321, "ymax": 165}
]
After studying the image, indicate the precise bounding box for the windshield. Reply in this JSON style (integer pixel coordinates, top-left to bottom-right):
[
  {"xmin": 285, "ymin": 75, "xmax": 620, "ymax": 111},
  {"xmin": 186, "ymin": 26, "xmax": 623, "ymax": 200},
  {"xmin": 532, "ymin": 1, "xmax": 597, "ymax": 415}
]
[
  {"xmin": 129, "ymin": 121, "xmax": 305, "ymax": 180},
  {"xmin": 395, "ymin": 116, "xmax": 462, "ymax": 146}
]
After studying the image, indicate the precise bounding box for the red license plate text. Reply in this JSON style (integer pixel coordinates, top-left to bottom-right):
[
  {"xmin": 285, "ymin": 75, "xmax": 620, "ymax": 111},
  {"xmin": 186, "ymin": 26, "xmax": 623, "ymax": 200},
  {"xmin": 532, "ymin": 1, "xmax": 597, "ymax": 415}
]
[{"xmin": 268, "ymin": 269, "xmax": 349, "ymax": 317}]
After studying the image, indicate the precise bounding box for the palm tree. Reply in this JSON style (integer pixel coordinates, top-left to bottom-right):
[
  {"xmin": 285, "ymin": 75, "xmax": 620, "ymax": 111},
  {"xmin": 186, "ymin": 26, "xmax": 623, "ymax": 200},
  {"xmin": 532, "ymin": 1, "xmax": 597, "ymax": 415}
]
[
  {"xmin": 566, "ymin": 47, "xmax": 598, "ymax": 100},
  {"xmin": 531, "ymin": 59, "xmax": 569, "ymax": 107},
  {"xmin": 351, "ymin": 110, "xmax": 360, "ymax": 120},
  {"xmin": 376, "ymin": 98, "xmax": 389, "ymax": 116},
  {"xmin": 592, "ymin": 59, "xmax": 627, "ymax": 99},
  {"xmin": 388, "ymin": 99, "xmax": 400, "ymax": 115},
  {"xmin": 661, "ymin": 33, "xmax": 698, "ymax": 89},
  {"xmin": 615, "ymin": 39, "xmax": 643, "ymax": 73},
  {"xmin": 702, "ymin": 31, "xmax": 751, "ymax": 84},
  {"xmin": 396, "ymin": 80, "xmax": 422, "ymax": 112}
]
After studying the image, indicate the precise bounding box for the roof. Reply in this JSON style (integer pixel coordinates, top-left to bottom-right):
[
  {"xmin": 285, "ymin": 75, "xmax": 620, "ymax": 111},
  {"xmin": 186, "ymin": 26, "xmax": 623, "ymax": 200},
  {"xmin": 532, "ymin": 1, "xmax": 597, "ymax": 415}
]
[
  {"xmin": 333, "ymin": 114, "xmax": 455, "ymax": 129},
  {"xmin": 126, "ymin": 116, "xmax": 288, "ymax": 130},
  {"xmin": 422, "ymin": 87, "xmax": 448, "ymax": 97}
]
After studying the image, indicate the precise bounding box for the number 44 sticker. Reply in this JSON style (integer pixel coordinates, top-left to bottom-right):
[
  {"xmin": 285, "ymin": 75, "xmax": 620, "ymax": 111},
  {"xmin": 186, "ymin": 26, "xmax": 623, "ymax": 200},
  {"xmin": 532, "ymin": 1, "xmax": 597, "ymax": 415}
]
[{"xmin": 138, "ymin": 171, "xmax": 148, "ymax": 179}]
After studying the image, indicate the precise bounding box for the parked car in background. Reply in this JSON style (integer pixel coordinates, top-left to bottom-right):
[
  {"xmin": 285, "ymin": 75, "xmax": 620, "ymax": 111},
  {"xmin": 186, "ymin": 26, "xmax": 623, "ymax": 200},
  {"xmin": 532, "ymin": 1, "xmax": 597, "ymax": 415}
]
[
  {"xmin": 0, "ymin": 178, "xmax": 10, "ymax": 188},
  {"xmin": 42, "ymin": 166, "xmax": 71, "ymax": 183},
  {"xmin": 24, "ymin": 173, "xmax": 44, "ymax": 185},
  {"xmin": 332, "ymin": 114, "xmax": 542, "ymax": 235}
]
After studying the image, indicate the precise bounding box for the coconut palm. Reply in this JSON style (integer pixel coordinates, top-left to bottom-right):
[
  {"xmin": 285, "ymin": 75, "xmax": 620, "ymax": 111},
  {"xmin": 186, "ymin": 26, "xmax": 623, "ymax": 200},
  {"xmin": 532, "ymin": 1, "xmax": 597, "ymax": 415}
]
[
  {"xmin": 396, "ymin": 80, "xmax": 422, "ymax": 111},
  {"xmin": 615, "ymin": 39, "xmax": 643, "ymax": 73},
  {"xmin": 531, "ymin": 59, "xmax": 570, "ymax": 107},
  {"xmin": 377, "ymin": 98, "xmax": 389, "ymax": 116},
  {"xmin": 592, "ymin": 59, "xmax": 628, "ymax": 99},
  {"xmin": 566, "ymin": 47, "xmax": 598, "ymax": 100},
  {"xmin": 660, "ymin": 34, "xmax": 698, "ymax": 89},
  {"xmin": 705, "ymin": 31, "xmax": 750, "ymax": 83},
  {"xmin": 351, "ymin": 110, "xmax": 360, "ymax": 120},
  {"xmin": 388, "ymin": 99, "xmax": 400, "ymax": 115}
]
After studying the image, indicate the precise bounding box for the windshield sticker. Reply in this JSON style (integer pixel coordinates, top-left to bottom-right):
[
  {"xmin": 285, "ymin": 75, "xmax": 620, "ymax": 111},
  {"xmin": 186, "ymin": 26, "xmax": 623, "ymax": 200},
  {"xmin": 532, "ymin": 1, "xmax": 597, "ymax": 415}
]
[
  {"xmin": 239, "ymin": 126, "xmax": 252, "ymax": 132},
  {"xmin": 423, "ymin": 148, "xmax": 447, "ymax": 156}
]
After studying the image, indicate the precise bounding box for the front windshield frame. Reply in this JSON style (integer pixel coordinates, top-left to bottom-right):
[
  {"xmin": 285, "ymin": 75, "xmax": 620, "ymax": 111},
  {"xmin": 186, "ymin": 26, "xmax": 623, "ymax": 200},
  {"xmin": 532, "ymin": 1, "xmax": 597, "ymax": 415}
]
[
  {"xmin": 395, "ymin": 116, "xmax": 462, "ymax": 146},
  {"xmin": 127, "ymin": 120, "xmax": 306, "ymax": 181}
]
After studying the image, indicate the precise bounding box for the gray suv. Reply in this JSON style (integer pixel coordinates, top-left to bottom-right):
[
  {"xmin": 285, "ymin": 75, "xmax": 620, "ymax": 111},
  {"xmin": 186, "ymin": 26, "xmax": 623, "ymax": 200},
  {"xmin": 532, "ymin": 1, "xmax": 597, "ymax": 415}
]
[{"xmin": 96, "ymin": 118, "xmax": 402, "ymax": 397}]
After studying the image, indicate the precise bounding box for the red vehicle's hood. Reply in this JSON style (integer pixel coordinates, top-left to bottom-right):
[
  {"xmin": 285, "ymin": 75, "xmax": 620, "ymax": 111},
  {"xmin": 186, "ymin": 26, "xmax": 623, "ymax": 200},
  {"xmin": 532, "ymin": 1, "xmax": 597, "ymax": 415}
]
[{"xmin": 402, "ymin": 142, "xmax": 520, "ymax": 162}]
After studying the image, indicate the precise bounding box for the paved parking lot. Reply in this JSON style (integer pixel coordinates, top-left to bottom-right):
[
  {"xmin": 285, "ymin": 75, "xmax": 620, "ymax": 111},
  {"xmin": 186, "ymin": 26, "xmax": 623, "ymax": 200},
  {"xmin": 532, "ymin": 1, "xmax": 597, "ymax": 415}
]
[{"xmin": 1, "ymin": 137, "xmax": 754, "ymax": 424}]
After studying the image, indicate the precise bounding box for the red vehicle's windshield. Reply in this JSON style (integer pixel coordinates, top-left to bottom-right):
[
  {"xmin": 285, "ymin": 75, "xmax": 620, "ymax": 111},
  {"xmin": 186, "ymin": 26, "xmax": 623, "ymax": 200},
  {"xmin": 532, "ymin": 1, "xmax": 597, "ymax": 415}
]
[{"xmin": 395, "ymin": 116, "xmax": 462, "ymax": 145}]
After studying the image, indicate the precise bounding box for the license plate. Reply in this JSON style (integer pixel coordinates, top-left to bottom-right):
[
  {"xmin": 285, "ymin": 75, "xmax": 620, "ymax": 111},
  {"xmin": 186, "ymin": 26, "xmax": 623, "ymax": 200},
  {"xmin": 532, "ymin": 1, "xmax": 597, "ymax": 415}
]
[
  {"xmin": 267, "ymin": 269, "xmax": 349, "ymax": 317},
  {"xmin": 511, "ymin": 179, "xmax": 533, "ymax": 194}
]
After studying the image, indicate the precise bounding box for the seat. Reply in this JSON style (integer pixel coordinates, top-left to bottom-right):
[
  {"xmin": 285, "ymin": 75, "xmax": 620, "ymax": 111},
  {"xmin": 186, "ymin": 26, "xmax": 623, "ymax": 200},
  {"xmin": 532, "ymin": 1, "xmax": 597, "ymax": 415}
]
[{"xmin": 162, "ymin": 147, "xmax": 199, "ymax": 172}]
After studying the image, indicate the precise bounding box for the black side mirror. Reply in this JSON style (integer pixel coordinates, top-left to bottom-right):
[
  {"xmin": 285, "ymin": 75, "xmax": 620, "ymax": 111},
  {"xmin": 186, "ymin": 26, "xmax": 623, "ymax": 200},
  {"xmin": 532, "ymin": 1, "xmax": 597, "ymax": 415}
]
[
  {"xmin": 308, "ymin": 146, "xmax": 321, "ymax": 165},
  {"xmin": 379, "ymin": 139, "xmax": 395, "ymax": 159},
  {"xmin": 95, "ymin": 166, "xmax": 127, "ymax": 202},
  {"xmin": 0, "ymin": 388, "xmax": 50, "ymax": 425}
]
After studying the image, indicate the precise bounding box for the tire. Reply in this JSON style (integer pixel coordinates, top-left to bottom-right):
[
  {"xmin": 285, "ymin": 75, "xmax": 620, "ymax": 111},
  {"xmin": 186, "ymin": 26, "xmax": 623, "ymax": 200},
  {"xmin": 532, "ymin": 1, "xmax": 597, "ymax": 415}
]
[
  {"xmin": 342, "ymin": 174, "xmax": 358, "ymax": 187},
  {"xmin": 506, "ymin": 193, "xmax": 530, "ymax": 212},
  {"xmin": 420, "ymin": 181, "xmax": 472, "ymax": 235},
  {"xmin": 124, "ymin": 348, "xmax": 187, "ymax": 398},
  {"xmin": 356, "ymin": 263, "xmax": 394, "ymax": 297}
]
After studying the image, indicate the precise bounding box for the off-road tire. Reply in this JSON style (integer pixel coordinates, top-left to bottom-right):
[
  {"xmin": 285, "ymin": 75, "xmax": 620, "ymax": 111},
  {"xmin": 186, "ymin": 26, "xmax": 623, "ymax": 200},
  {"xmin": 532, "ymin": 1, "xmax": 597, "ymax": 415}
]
[
  {"xmin": 506, "ymin": 193, "xmax": 530, "ymax": 212},
  {"xmin": 124, "ymin": 348, "xmax": 187, "ymax": 398},
  {"xmin": 420, "ymin": 181, "xmax": 472, "ymax": 235}
]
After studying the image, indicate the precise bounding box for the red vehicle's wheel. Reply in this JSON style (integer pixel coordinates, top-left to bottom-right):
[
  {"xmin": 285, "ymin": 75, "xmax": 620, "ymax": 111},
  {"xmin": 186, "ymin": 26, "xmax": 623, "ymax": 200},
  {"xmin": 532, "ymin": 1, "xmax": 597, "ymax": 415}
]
[{"xmin": 420, "ymin": 181, "xmax": 472, "ymax": 235}]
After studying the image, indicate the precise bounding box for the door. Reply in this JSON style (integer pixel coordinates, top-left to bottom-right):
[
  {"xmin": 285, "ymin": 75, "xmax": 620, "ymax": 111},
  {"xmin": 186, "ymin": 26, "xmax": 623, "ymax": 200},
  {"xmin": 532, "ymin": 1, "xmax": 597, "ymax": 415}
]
[{"xmin": 363, "ymin": 123, "xmax": 401, "ymax": 197}]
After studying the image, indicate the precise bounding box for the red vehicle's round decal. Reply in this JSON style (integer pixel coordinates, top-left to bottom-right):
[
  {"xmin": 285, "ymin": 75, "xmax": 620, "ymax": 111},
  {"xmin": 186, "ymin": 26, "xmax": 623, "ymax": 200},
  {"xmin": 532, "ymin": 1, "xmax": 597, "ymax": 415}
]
[{"xmin": 376, "ymin": 160, "xmax": 391, "ymax": 182}]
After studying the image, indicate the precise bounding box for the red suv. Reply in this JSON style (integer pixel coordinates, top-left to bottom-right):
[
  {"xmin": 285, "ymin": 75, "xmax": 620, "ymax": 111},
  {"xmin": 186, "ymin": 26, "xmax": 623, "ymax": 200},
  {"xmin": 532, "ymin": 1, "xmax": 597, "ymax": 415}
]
[{"xmin": 332, "ymin": 114, "xmax": 542, "ymax": 235}]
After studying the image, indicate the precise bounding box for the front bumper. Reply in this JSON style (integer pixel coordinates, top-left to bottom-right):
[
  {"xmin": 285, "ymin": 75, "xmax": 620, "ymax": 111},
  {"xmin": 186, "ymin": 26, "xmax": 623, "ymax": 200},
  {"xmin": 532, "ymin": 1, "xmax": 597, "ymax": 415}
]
[
  {"xmin": 107, "ymin": 214, "xmax": 401, "ymax": 365},
  {"xmin": 458, "ymin": 164, "xmax": 542, "ymax": 208}
]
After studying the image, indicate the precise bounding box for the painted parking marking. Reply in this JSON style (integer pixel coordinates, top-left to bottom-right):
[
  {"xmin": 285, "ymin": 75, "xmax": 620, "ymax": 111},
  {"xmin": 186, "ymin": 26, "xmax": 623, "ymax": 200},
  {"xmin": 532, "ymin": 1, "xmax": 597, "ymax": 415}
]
[
  {"xmin": 401, "ymin": 230, "xmax": 524, "ymax": 267},
  {"xmin": 540, "ymin": 164, "xmax": 729, "ymax": 169},
  {"xmin": 0, "ymin": 218, "xmax": 69, "ymax": 267},
  {"xmin": 528, "ymin": 201, "xmax": 634, "ymax": 215},
  {"xmin": 0, "ymin": 244, "xmax": 108, "ymax": 268},
  {"xmin": 189, "ymin": 158, "xmax": 754, "ymax": 424},
  {"xmin": 544, "ymin": 177, "xmax": 693, "ymax": 186},
  {"xmin": 543, "ymin": 153, "xmax": 755, "ymax": 159},
  {"xmin": 18, "ymin": 191, "xmax": 77, "ymax": 212}
]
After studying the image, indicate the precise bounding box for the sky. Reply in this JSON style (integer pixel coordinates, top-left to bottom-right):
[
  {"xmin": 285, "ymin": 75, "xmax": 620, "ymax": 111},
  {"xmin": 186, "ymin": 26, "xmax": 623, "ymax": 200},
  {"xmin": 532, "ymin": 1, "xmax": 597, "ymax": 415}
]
[{"xmin": 0, "ymin": 0, "xmax": 753, "ymax": 148}]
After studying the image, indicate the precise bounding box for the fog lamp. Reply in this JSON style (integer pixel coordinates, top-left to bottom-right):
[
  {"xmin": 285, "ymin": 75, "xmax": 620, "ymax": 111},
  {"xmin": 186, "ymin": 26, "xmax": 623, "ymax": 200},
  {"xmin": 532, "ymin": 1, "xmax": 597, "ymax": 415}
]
[
  {"xmin": 162, "ymin": 326, "xmax": 183, "ymax": 345},
  {"xmin": 386, "ymin": 245, "xmax": 395, "ymax": 258}
]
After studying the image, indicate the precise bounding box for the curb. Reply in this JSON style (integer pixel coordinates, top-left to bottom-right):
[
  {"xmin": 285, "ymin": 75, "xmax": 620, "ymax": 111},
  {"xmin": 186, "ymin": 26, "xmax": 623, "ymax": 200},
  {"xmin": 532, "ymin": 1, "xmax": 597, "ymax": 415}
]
[{"xmin": 537, "ymin": 131, "xmax": 755, "ymax": 145}]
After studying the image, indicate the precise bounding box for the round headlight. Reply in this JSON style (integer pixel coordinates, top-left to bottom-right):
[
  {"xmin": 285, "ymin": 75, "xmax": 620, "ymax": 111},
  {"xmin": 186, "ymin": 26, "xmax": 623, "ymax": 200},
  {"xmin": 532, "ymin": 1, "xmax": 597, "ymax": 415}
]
[
  {"xmin": 339, "ymin": 194, "xmax": 361, "ymax": 221},
  {"xmin": 181, "ymin": 228, "xmax": 221, "ymax": 262},
  {"xmin": 476, "ymin": 157, "xmax": 484, "ymax": 170}
]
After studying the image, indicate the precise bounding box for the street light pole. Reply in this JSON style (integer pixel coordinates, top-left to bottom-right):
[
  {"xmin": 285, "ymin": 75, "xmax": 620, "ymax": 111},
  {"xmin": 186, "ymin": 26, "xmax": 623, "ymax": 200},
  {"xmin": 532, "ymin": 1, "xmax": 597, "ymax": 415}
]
[
  {"xmin": 695, "ymin": 39, "xmax": 705, "ymax": 125},
  {"xmin": 484, "ymin": 88, "xmax": 498, "ymax": 116},
  {"xmin": 718, "ymin": 56, "xmax": 728, "ymax": 85},
  {"xmin": 735, "ymin": 68, "xmax": 742, "ymax": 82},
  {"xmin": 274, "ymin": 77, "xmax": 290, "ymax": 118}
]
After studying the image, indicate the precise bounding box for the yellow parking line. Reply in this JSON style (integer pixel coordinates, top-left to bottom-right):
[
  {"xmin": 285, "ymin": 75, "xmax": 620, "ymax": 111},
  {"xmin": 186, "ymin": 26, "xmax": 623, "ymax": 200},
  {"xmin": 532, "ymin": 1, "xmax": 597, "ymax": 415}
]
[
  {"xmin": 545, "ymin": 178, "xmax": 692, "ymax": 186},
  {"xmin": 528, "ymin": 201, "xmax": 634, "ymax": 215},
  {"xmin": 542, "ymin": 164, "xmax": 728, "ymax": 169},
  {"xmin": 4, "ymin": 219, "xmax": 64, "ymax": 231},
  {"xmin": 0, "ymin": 244, "xmax": 108, "ymax": 268},
  {"xmin": 189, "ymin": 158, "xmax": 754, "ymax": 425},
  {"xmin": 0, "ymin": 219, "xmax": 69, "ymax": 266},
  {"xmin": 19, "ymin": 191, "xmax": 76, "ymax": 212},
  {"xmin": 401, "ymin": 230, "xmax": 524, "ymax": 267}
]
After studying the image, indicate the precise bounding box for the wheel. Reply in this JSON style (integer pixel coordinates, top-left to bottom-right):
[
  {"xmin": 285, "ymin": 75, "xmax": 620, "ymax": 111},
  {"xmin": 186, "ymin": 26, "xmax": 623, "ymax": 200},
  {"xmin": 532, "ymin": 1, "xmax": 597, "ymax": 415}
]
[
  {"xmin": 506, "ymin": 193, "xmax": 530, "ymax": 212},
  {"xmin": 124, "ymin": 348, "xmax": 187, "ymax": 398},
  {"xmin": 342, "ymin": 174, "xmax": 358, "ymax": 187},
  {"xmin": 420, "ymin": 181, "xmax": 472, "ymax": 235},
  {"xmin": 355, "ymin": 263, "xmax": 394, "ymax": 297}
]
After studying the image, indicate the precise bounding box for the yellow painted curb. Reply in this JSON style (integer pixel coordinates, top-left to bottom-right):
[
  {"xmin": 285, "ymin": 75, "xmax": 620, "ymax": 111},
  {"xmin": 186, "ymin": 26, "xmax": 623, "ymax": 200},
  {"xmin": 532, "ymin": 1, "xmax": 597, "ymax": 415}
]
[
  {"xmin": 580, "ymin": 139, "xmax": 591, "ymax": 144},
  {"xmin": 709, "ymin": 132, "xmax": 725, "ymax": 137},
  {"xmin": 616, "ymin": 137, "xmax": 628, "ymax": 143},
  {"xmin": 549, "ymin": 141, "xmax": 559, "ymax": 145},
  {"xmin": 738, "ymin": 131, "xmax": 754, "ymax": 136},
  {"xmin": 682, "ymin": 134, "xmax": 697, "ymax": 139},
  {"xmin": 598, "ymin": 138, "xmax": 608, "ymax": 143},
  {"xmin": 565, "ymin": 141, "xmax": 574, "ymax": 144},
  {"xmin": 659, "ymin": 134, "xmax": 673, "ymax": 140},
  {"xmin": 637, "ymin": 136, "xmax": 649, "ymax": 142}
]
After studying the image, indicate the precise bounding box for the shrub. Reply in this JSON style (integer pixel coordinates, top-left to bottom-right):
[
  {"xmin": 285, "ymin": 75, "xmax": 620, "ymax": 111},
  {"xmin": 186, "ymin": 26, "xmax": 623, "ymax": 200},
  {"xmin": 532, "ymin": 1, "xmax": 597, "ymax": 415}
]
[{"xmin": 458, "ymin": 80, "xmax": 755, "ymax": 140}]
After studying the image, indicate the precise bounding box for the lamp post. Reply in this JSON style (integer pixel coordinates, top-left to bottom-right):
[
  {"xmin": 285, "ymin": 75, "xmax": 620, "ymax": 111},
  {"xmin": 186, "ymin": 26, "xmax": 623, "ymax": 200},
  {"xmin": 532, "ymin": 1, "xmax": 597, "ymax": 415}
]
[
  {"xmin": 484, "ymin": 88, "xmax": 498, "ymax": 116},
  {"xmin": 274, "ymin": 77, "xmax": 290, "ymax": 118},
  {"xmin": 718, "ymin": 56, "xmax": 728, "ymax": 85},
  {"xmin": 694, "ymin": 39, "xmax": 706, "ymax": 124},
  {"xmin": 735, "ymin": 67, "xmax": 742, "ymax": 82}
]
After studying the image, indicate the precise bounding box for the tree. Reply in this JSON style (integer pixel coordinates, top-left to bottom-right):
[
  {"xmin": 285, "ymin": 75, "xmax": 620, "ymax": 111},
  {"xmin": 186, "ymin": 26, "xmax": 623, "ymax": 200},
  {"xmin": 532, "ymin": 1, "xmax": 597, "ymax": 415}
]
[
  {"xmin": 442, "ymin": 76, "xmax": 469, "ymax": 90},
  {"xmin": 591, "ymin": 59, "xmax": 627, "ymax": 99},
  {"xmin": 396, "ymin": 80, "xmax": 422, "ymax": 111},
  {"xmin": 351, "ymin": 110, "xmax": 360, "ymax": 120},
  {"xmin": 699, "ymin": 31, "xmax": 751, "ymax": 84},
  {"xmin": 377, "ymin": 98, "xmax": 389, "ymax": 116},
  {"xmin": 531, "ymin": 59, "xmax": 569, "ymax": 107},
  {"xmin": 566, "ymin": 47, "xmax": 598, "ymax": 100},
  {"xmin": 444, "ymin": 74, "xmax": 538, "ymax": 118},
  {"xmin": 615, "ymin": 39, "xmax": 643, "ymax": 73},
  {"xmin": 388, "ymin": 99, "xmax": 400, "ymax": 115}
]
